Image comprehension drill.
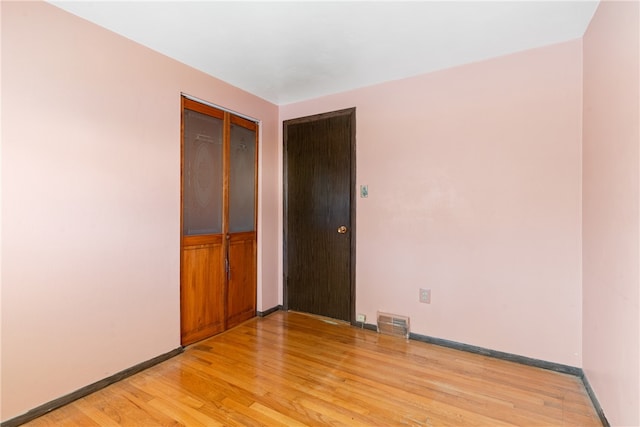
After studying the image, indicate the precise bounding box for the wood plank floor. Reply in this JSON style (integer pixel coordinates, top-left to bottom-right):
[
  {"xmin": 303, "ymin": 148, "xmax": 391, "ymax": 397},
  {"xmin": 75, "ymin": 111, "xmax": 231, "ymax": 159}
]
[{"xmin": 25, "ymin": 311, "xmax": 601, "ymax": 426}]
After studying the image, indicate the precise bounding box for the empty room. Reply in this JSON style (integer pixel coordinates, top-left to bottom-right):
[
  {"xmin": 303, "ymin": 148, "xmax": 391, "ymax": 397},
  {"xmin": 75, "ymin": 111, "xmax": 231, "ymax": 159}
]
[{"xmin": 1, "ymin": 1, "xmax": 638, "ymax": 426}]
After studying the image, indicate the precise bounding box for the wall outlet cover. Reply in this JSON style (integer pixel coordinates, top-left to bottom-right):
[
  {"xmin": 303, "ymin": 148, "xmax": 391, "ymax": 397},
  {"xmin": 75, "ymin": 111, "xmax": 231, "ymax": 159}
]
[{"xmin": 419, "ymin": 288, "xmax": 431, "ymax": 304}]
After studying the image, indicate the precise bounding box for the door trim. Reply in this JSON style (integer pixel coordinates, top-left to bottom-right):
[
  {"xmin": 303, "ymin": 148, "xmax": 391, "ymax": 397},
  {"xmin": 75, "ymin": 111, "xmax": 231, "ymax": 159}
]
[{"xmin": 282, "ymin": 107, "xmax": 356, "ymax": 323}]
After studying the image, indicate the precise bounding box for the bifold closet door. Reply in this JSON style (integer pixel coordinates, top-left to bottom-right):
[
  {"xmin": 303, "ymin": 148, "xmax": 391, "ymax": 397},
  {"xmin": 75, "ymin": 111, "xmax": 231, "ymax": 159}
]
[
  {"xmin": 180, "ymin": 98, "xmax": 257, "ymax": 345},
  {"xmin": 226, "ymin": 117, "xmax": 257, "ymax": 329}
]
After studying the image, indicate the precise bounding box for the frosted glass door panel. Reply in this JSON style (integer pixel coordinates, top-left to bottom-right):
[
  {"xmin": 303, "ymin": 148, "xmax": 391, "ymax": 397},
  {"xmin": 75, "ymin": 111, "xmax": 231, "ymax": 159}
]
[
  {"xmin": 229, "ymin": 124, "xmax": 256, "ymax": 232},
  {"xmin": 183, "ymin": 110, "xmax": 223, "ymax": 235}
]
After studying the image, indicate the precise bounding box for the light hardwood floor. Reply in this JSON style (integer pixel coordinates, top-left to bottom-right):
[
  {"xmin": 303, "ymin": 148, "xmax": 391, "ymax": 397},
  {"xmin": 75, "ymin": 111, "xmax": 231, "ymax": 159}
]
[{"xmin": 25, "ymin": 311, "xmax": 601, "ymax": 426}]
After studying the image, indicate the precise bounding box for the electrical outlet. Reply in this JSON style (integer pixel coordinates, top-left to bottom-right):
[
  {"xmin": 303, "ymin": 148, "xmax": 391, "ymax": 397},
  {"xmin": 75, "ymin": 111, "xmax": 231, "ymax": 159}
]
[
  {"xmin": 419, "ymin": 288, "xmax": 431, "ymax": 304},
  {"xmin": 356, "ymin": 313, "xmax": 366, "ymax": 323}
]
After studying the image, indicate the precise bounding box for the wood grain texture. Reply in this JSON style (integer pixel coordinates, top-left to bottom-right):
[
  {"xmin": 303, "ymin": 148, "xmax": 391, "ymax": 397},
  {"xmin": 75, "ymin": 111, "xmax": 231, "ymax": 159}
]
[
  {"xmin": 180, "ymin": 97, "xmax": 257, "ymax": 346},
  {"xmin": 284, "ymin": 109, "xmax": 355, "ymax": 323},
  {"xmin": 24, "ymin": 311, "xmax": 602, "ymax": 427},
  {"xmin": 227, "ymin": 232, "xmax": 257, "ymax": 328},
  {"xmin": 180, "ymin": 241, "xmax": 226, "ymax": 345}
]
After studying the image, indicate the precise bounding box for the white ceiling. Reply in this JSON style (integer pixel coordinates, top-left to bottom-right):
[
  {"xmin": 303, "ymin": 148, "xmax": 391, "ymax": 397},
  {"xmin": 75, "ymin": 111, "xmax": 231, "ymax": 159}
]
[{"xmin": 50, "ymin": 1, "xmax": 599, "ymax": 105}]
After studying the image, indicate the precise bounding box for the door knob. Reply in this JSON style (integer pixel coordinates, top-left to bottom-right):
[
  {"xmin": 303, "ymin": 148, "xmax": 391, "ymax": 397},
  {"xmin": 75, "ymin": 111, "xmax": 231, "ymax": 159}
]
[{"xmin": 337, "ymin": 225, "xmax": 348, "ymax": 234}]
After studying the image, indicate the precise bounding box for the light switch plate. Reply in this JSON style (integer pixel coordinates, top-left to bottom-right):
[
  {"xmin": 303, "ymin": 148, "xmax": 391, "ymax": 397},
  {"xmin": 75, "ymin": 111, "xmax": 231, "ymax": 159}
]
[{"xmin": 419, "ymin": 288, "xmax": 431, "ymax": 304}]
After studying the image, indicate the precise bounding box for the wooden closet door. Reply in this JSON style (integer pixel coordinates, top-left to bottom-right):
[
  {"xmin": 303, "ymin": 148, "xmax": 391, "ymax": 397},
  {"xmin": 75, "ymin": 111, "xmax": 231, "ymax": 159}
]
[
  {"xmin": 226, "ymin": 116, "xmax": 258, "ymax": 328},
  {"xmin": 181, "ymin": 98, "xmax": 258, "ymax": 345},
  {"xmin": 181, "ymin": 100, "xmax": 226, "ymax": 344}
]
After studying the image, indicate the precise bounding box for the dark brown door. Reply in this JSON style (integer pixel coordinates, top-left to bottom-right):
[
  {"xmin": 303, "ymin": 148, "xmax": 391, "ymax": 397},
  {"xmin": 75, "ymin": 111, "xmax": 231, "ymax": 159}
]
[{"xmin": 284, "ymin": 108, "xmax": 355, "ymax": 322}]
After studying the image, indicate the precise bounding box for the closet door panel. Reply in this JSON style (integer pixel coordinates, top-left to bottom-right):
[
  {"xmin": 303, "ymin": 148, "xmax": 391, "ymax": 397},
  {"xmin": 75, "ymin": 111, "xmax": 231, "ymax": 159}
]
[
  {"xmin": 229, "ymin": 122, "xmax": 256, "ymax": 233},
  {"xmin": 183, "ymin": 108, "xmax": 223, "ymax": 236},
  {"xmin": 181, "ymin": 238, "xmax": 226, "ymax": 344},
  {"xmin": 226, "ymin": 117, "xmax": 257, "ymax": 328},
  {"xmin": 226, "ymin": 232, "xmax": 257, "ymax": 329}
]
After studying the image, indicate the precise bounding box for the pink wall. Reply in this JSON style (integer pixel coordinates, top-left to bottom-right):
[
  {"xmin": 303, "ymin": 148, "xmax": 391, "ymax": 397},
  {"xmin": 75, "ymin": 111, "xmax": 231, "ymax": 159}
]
[
  {"xmin": 280, "ymin": 40, "xmax": 584, "ymax": 366},
  {"xmin": 280, "ymin": 40, "xmax": 582, "ymax": 366},
  {"xmin": 0, "ymin": 1, "xmax": 279, "ymax": 421},
  {"xmin": 583, "ymin": 1, "xmax": 640, "ymax": 426}
]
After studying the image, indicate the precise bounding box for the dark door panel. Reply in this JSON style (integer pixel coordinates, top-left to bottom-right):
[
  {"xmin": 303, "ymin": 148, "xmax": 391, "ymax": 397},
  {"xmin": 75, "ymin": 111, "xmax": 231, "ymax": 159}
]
[{"xmin": 284, "ymin": 109, "xmax": 355, "ymax": 322}]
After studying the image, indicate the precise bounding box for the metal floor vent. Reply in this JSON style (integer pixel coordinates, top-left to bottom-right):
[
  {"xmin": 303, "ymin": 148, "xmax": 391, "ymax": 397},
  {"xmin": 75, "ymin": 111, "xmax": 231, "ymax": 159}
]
[{"xmin": 377, "ymin": 311, "xmax": 410, "ymax": 339}]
